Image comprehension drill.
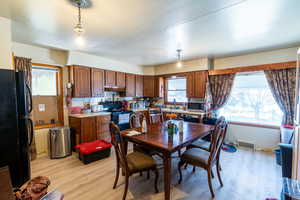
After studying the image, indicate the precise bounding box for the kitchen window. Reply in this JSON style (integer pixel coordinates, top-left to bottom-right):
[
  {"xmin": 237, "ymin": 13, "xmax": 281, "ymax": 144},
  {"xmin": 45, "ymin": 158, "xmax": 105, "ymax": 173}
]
[
  {"xmin": 166, "ymin": 77, "xmax": 188, "ymax": 103},
  {"xmin": 219, "ymin": 71, "xmax": 283, "ymax": 126},
  {"xmin": 31, "ymin": 64, "xmax": 64, "ymax": 129}
]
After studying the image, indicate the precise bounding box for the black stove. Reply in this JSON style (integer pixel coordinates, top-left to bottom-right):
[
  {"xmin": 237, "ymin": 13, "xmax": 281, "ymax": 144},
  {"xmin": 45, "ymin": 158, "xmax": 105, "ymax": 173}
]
[{"xmin": 101, "ymin": 101, "xmax": 132, "ymax": 130}]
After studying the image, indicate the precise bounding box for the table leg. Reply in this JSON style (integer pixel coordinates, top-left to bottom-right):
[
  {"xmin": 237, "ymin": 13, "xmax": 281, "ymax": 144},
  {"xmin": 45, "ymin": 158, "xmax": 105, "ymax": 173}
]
[{"xmin": 163, "ymin": 152, "xmax": 171, "ymax": 200}]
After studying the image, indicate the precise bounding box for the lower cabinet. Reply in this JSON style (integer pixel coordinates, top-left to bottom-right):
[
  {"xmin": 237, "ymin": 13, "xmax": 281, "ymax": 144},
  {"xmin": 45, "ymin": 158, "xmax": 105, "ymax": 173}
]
[{"xmin": 69, "ymin": 115, "xmax": 111, "ymax": 146}]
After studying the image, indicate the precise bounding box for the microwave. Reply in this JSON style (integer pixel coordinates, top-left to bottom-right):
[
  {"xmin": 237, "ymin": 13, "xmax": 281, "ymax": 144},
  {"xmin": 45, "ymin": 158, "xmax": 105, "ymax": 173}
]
[{"xmin": 187, "ymin": 102, "xmax": 204, "ymax": 110}]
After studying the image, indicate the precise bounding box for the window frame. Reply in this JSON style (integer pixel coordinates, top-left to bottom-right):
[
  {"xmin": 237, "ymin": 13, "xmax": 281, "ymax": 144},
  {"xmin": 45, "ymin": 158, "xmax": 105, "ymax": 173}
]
[
  {"xmin": 32, "ymin": 63, "xmax": 64, "ymax": 130},
  {"xmin": 165, "ymin": 76, "xmax": 188, "ymax": 104},
  {"xmin": 219, "ymin": 71, "xmax": 282, "ymax": 128}
]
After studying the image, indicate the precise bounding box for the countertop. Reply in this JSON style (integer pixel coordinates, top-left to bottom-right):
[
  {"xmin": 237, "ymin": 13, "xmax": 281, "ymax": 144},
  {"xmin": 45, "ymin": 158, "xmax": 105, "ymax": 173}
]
[
  {"xmin": 69, "ymin": 112, "xmax": 111, "ymax": 118},
  {"xmin": 130, "ymin": 108, "xmax": 206, "ymax": 115}
]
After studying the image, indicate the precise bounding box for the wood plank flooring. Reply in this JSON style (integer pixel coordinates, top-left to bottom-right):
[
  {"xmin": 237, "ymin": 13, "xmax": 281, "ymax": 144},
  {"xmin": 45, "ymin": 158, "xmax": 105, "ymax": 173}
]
[{"xmin": 32, "ymin": 147, "xmax": 281, "ymax": 200}]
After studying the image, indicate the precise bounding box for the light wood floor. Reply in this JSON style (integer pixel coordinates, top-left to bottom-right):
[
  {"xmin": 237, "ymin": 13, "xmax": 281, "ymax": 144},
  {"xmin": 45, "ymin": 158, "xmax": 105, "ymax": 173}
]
[{"xmin": 32, "ymin": 147, "xmax": 281, "ymax": 200}]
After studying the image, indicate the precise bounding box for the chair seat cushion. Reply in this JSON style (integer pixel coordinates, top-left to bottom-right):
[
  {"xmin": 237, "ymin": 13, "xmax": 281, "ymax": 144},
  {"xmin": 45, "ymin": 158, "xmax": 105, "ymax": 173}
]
[
  {"xmin": 189, "ymin": 139, "xmax": 211, "ymax": 151},
  {"xmin": 127, "ymin": 151, "xmax": 156, "ymax": 173},
  {"xmin": 181, "ymin": 148, "xmax": 210, "ymax": 165}
]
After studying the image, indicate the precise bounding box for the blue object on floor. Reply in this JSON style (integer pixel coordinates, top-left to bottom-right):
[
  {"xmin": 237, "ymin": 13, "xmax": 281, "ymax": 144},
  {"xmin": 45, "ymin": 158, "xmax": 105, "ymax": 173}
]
[{"xmin": 222, "ymin": 144, "xmax": 237, "ymax": 153}]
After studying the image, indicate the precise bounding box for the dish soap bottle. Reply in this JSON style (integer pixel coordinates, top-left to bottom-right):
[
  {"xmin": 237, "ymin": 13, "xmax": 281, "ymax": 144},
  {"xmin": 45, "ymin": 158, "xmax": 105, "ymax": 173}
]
[{"xmin": 142, "ymin": 118, "xmax": 147, "ymax": 133}]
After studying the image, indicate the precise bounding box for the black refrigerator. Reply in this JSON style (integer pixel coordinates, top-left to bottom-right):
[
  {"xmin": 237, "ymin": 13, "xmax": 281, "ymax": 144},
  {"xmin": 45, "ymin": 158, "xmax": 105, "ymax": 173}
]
[{"xmin": 0, "ymin": 69, "xmax": 34, "ymax": 188}]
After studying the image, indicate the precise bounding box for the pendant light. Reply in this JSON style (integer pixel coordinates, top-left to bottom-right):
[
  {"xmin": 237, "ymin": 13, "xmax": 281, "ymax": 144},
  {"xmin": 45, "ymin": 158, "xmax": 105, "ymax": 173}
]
[
  {"xmin": 73, "ymin": 0, "xmax": 85, "ymax": 34},
  {"xmin": 176, "ymin": 49, "xmax": 183, "ymax": 68}
]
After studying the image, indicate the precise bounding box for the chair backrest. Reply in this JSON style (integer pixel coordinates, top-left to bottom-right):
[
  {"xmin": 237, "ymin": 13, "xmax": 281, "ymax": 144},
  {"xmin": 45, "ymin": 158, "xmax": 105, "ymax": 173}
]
[
  {"xmin": 109, "ymin": 122, "xmax": 129, "ymax": 172},
  {"xmin": 148, "ymin": 107, "xmax": 164, "ymax": 124},
  {"xmin": 208, "ymin": 117, "xmax": 228, "ymax": 164},
  {"xmin": 129, "ymin": 113, "xmax": 145, "ymax": 128}
]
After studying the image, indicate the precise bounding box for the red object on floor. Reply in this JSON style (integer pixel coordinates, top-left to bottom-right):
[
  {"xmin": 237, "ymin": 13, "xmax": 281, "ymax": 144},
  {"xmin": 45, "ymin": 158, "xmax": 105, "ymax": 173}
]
[
  {"xmin": 75, "ymin": 140, "xmax": 112, "ymax": 155},
  {"xmin": 282, "ymin": 124, "xmax": 294, "ymax": 129},
  {"xmin": 265, "ymin": 198, "xmax": 278, "ymax": 200}
]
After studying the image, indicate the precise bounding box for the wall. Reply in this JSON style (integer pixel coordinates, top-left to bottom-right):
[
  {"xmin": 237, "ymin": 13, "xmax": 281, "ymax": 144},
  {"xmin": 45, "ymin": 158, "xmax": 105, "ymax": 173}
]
[
  {"xmin": 152, "ymin": 57, "xmax": 209, "ymax": 75},
  {"xmin": 67, "ymin": 51, "xmax": 144, "ymax": 74},
  {"xmin": 214, "ymin": 47, "xmax": 298, "ymax": 69},
  {"xmin": 0, "ymin": 17, "xmax": 12, "ymax": 69}
]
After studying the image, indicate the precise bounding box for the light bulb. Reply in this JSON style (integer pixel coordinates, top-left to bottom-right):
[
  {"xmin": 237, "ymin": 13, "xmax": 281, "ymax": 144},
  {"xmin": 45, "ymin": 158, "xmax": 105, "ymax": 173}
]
[
  {"xmin": 177, "ymin": 61, "xmax": 182, "ymax": 68},
  {"xmin": 75, "ymin": 35, "xmax": 85, "ymax": 46}
]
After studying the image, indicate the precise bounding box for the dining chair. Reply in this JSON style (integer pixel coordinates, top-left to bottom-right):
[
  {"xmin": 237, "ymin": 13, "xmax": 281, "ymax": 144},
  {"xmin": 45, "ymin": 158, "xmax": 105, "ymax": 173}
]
[
  {"xmin": 177, "ymin": 118, "xmax": 228, "ymax": 198},
  {"xmin": 148, "ymin": 107, "xmax": 164, "ymax": 124},
  {"xmin": 110, "ymin": 122, "xmax": 159, "ymax": 200}
]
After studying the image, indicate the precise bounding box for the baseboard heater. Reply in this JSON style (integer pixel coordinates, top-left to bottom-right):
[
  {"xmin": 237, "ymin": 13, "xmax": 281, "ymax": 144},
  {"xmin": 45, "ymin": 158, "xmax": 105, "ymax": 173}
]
[{"xmin": 236, "ymin": 140, "xmax": 256, "ymax": 150}]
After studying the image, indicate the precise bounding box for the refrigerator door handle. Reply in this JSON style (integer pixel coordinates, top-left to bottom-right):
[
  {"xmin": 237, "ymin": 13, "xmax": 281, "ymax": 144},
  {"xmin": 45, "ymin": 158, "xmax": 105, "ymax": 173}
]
[
  {"xmin": 26, "ymin": 117, "xmax": 34, "ymax": 146},
  {"xmin": 26, "ymin": 83, "xmax": 33, "ymax": 114}
]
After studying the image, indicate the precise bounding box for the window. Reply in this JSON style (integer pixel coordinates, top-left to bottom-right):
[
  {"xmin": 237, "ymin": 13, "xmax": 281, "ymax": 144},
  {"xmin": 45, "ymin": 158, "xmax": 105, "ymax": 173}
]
[
  {"xmin": 31, "ymin": 64, "xmax": 64, "ymax": 129},
  {"xmin": 32, "ymin": 67, "xmax": 57, "ymax": 96},
  {"xmin": 167, "ymin": 77, "xmax": 187, "ymax": 103},
  {"xmin": 219, "ymin": 72, "xmax": 283, "ymax": 126}
]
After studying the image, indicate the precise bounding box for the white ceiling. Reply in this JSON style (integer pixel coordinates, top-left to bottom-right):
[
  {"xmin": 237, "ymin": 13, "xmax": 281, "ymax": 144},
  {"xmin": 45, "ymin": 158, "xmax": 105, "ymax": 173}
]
[{"xmin": 1, "ymin": 0, "xmax": 300, "ymax": 65}]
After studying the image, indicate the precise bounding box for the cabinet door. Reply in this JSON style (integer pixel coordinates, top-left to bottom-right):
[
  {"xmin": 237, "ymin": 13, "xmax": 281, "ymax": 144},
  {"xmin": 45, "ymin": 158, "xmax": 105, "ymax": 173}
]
[
  {"xmin": 73, "ymin": 66, "xmax": 91, "ymax": 97},
  {"xmin": 143, "ymin": 76, "xmax": 155, "ymax": 97},
  {"xmin": 194, "ymin": 71, "xmax": 208, "ymax": 98},
  {"xmin": 96, "ymin": 115, "xmax": 111, "ymax": 142},
  {"xmin": 126, "ymin": 74, "xmax": 136, "ymax": 97},
  {"xmin": 186, "ymin": 72, "xmax": 195, "ymax": 98},
  {"xmin": 91, "ymin": 68, "xmax": 104, "ymax": 97},
  {"xmin": 154, "ymin": 76, "xmax": 164, "ymax": 98},
  {"xmin": 105, "ymin": 70, "xmax": 116, "ymax": 87},
  {"xmin": 80, "ymin": 117, "xmax": 96, "ymax": 143},
  {"xmin": 135, "ymin": 75, "xmax": 143, "ymax": 97},
  {"xmin": 116, "ymin": 72, "xmax": 126, "ymax": 88}
]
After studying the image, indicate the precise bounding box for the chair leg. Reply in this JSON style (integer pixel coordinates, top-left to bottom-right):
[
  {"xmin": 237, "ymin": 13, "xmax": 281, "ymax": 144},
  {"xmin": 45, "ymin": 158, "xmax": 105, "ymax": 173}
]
[
  {"xmin": 153, "ymin": 168, "xmax": 159, "ymax": 193},
  {"xmin": 178, "ymin": 161, "xmax": 184, "ymax": 184},
  {"xmin": 184, "ymin": 163, "xmax": 188, "ymax": 169},
  {"xmin": 192, "ymin": 166, "xmax": 196, "ymax": 173},
  {"xmin": 147, "ymin": 170, "xmax": 150, "ymax": 179},
  {"xmin": 207, "ymin": 169, "xmax": 215, "ymax": 198},
  {"xmin": 113, "ymin": 162, "xmax": 120, "ymax": 189},
  {"xmin": 211, "ymin": 169, "xmax": 214, "ymax": 178},
  {"xmin": 178, "ymin": 150, "xmax": 181, "ymax": 157},
  {"xmin": 216, "ymin": 165, "xmax": 223, "ymax": 187},
  {"xmin": 139, "ymin": 171, "xmax": 143, "ymax": 176},
  {"xmin": 122, "ymin": 175, "xmax": 129, "ymax": 200}
]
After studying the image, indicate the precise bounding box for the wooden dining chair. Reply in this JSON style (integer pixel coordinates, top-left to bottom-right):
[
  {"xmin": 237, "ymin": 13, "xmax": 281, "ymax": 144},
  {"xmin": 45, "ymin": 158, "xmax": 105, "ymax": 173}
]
[
  {"xmin": 177, "ymin": 118, "xmax": 228, "ymax": 198},
  {"xmin": 148, "ymin": 107, "xmax": 164, "ymax": 124},
  {"xmin": 110, "ymin": 122, "xmax": 159, "ymax": 200}
]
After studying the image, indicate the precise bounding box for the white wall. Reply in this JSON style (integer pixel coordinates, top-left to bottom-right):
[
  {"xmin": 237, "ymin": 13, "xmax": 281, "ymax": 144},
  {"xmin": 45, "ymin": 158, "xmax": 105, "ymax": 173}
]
[
  {"xmin": 67, "ymin": 51, "xmax": 144, "ymax": 74},
  {"xmin": 214, "ymin": 47, "xmax": 298, "ymax": 69},
  {"xmin": 0, "ymin": 17, "xmax": 12, "ymax": 69},
  {"xmin": 152, "ymin": 57, "xmax": 209, "ymax": 75}
]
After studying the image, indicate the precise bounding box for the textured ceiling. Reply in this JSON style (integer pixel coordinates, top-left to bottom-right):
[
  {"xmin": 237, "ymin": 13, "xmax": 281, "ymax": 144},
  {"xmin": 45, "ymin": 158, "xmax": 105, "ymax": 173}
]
[{"xmin": 1, "ymin": 0, "xmax": 300, "ymax": 65}]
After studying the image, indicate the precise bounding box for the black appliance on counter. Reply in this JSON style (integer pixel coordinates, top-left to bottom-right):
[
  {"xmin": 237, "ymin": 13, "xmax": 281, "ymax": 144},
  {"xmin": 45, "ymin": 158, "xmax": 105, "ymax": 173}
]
[
  {"xmin": 187, "ymin": 102, "xmax": 205, "ymax": 110},
  {"xmin": 102, "ymin": 101, "xmax": 132, "ymax": 131},
  {"xmin": 0, "ymin": 70, "xmax": 34, "ymax": 188}
]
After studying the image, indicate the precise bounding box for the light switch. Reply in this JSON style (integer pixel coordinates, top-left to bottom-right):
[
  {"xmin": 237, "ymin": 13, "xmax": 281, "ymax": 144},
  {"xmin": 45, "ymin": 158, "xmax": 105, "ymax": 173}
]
[{"xmin": 38, "ymin": 104, "xmax": 45, "ymax": 112}]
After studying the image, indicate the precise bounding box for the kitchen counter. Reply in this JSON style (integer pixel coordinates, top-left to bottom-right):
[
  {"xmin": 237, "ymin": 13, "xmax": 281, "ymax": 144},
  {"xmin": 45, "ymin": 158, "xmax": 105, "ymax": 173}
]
[
  {"xmin": 69, "ymin": 112, "xmax": 111, "ymax": 118},
  {"xmin": 161, "ymin": 108, "xmax": 206, "ymax": 115}
]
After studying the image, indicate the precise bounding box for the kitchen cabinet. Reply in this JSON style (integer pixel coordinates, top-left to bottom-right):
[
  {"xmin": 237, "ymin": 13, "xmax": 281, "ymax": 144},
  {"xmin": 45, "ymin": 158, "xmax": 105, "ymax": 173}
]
[
  {"xmin": 126, "ymin": 73, "xmax": 136, "ymax": 97},
  {"xmin": 105, "ymin": 70, "xmax": 116, "ymax": 87},
  {"xmin": 69, "ymin": 115, "xmax": 111, "ymax": 145},
  {"xmin": 143, "ymin": 76, "xmax": 155, "ymax": 97},
  {"xmin": 186, "ymin": 71, "xmax": 208, "ymax": 98},
  {"xmin": 91, "ymin": 68, "xmax": 104, "ymax": 97},
  {"xmin": 116, "ymin": 72, "xmax": 126, "ymax": 88},
  {"xmin": 70, "ymin": 65, "xmax": 91, "ymax": 98},
  {"xmin": 154, "ymin": 76, "xmax": 164, "ymax": 98},
  {"xmin": 135, "ymin": 75, "xmax": 143, "ymax": 97}
]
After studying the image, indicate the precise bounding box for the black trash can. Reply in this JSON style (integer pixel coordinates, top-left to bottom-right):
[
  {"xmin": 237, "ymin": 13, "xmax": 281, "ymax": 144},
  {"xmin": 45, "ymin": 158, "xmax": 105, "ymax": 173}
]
[{"xmin": 274, "ymin": 149, "xmax": 282, "ymax": 165}]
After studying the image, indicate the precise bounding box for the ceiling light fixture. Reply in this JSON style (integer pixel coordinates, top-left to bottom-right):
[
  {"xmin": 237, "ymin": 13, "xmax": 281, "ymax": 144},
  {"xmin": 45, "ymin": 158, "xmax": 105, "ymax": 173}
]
[
  {"xmin": 176, "ymin": 49, "xmax": 183, "ymax": 68},
  {"xmin": 73, "ymin": 0, "xmax": 85, "ymax": 34}
]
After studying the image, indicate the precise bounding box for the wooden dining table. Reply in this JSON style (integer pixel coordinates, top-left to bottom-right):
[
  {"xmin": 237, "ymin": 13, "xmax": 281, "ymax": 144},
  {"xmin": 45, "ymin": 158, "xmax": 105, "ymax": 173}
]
[{"xmin": 121, "ymin": 120, "xmax": 215, "ymax": 200}]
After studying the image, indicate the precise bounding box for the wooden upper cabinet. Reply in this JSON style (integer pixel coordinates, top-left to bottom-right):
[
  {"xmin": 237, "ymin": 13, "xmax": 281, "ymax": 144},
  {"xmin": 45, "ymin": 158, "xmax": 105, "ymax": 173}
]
[
  {"xmin": 194, "ymin": 71, "xmax": 208, "ymax": 98},
  {"xmin": 143, "ymin": 76, "xmax": 155, "ymax": 97},
  {"xmin": 154, "ymin": 76, "xmax": 164, "ymax": 98},
  {"xmin": 186, "ymin": 70, "xmax": 208, "ymax": 98},
  {"xmin": 71, "ymin": 66, "xmax": 91, "ymax": 98},
  {"xmin": 105, "ymin": 70, "xmax": 116, "ymax": 87},
  {"xmin": 135, "ymin": 75, "xmax": 143, "ymax": 97},
  {"xmin": 91, "ymin": 68, "xmax": 104, "ymax": 97},
  {"xmin": 116, "ymin": 72, "xmax": 126, "ymax": 88},
  {"xmin": 126, "ymin": 73, "xmax": 136, "ymax": 97},
  {"xmin": 186, "ymin": 72, "xmax": 195, "ymax": 98}
]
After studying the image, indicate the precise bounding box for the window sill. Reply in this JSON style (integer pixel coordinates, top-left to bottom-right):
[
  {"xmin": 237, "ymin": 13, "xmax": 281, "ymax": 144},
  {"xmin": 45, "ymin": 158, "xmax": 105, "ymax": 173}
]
[
  {"xmin": 228, "ymin": 121, "xmax": 280, "ymax": 129},
  {"xmin": 34, "ymin": 123, "xmax": 63, "ymax": 130}
]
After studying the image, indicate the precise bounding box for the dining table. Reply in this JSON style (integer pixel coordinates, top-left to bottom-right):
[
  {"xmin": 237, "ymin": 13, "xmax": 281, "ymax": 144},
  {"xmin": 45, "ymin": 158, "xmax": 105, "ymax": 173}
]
[{"xmin": 121, "ymin": 120, "xmax": 215, "ymax": 200}]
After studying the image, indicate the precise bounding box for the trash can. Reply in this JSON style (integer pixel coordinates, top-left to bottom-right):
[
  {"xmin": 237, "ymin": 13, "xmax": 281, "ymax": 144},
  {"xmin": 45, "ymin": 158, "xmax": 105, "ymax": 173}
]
[{"xmin": 48, "ymin": 127, "xmax": 71, "ymax": 159}]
